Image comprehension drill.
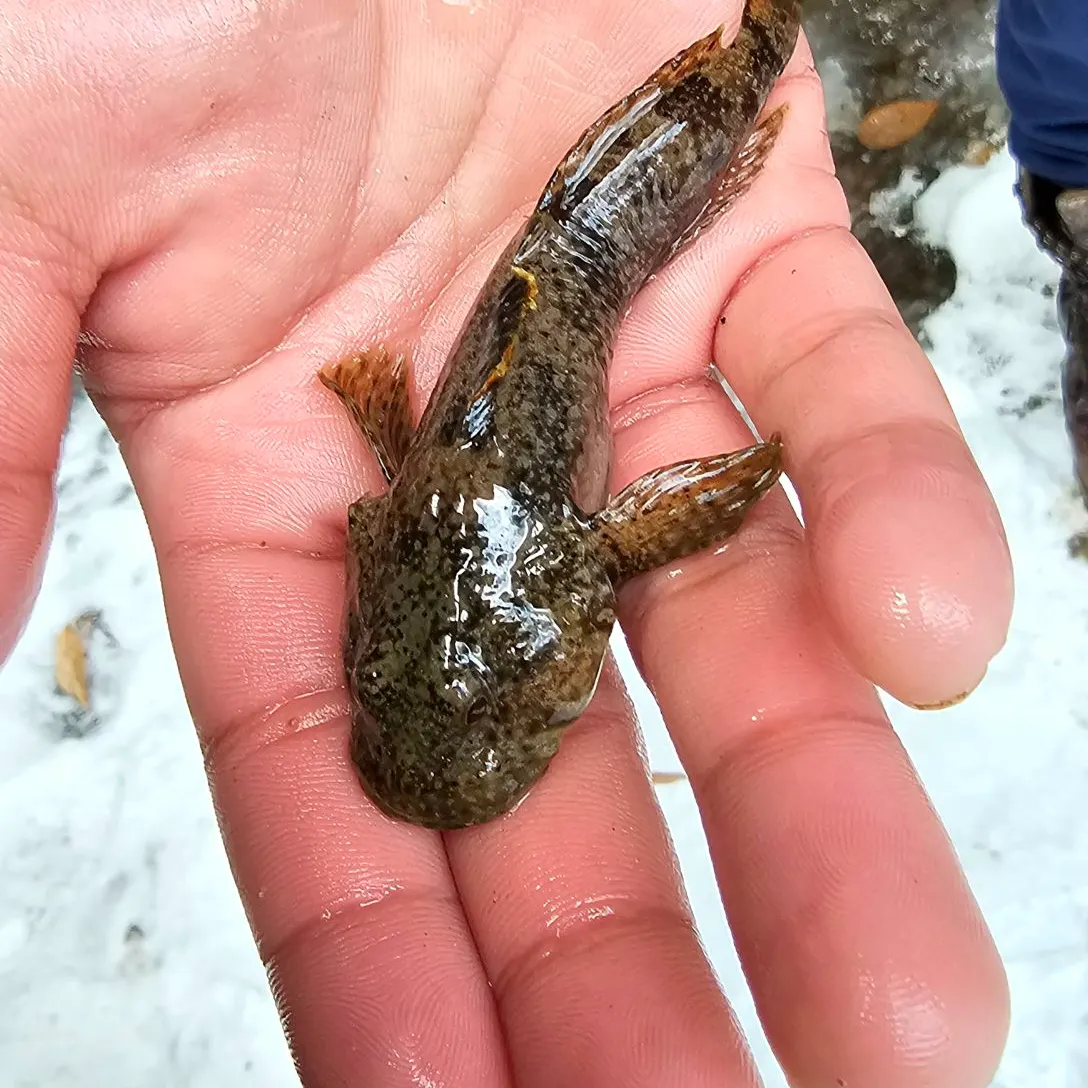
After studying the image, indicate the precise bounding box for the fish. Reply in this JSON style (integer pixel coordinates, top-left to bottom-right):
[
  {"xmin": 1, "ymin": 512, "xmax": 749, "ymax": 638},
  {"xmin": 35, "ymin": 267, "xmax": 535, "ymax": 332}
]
[{"xmin": 319, "ymin": 0, "xmax": 801, "ymax": 830}]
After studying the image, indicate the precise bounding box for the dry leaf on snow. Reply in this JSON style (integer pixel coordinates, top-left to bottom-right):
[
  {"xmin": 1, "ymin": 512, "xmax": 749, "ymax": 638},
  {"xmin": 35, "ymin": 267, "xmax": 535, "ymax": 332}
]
[
  {"xmin": 857, "ymin": 99, "xmax": 940, "ymax": 150},
  {"xmin": 55, "ymin": 624, "xmax": 90, "ymax": 708}
]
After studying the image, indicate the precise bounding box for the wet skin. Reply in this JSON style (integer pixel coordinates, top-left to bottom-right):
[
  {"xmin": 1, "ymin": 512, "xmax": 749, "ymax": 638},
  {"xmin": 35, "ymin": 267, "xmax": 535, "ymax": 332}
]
[{"xmin": 320, "ymin": 0, "xmax": 801, "ymax": 829}]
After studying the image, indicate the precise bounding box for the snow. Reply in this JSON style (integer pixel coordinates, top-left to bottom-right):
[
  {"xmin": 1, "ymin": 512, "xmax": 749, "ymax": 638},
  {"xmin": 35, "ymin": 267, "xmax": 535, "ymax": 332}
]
[{"xmin": 3, "ymin": 147, "xmax": 1087, "ymax": 1086}]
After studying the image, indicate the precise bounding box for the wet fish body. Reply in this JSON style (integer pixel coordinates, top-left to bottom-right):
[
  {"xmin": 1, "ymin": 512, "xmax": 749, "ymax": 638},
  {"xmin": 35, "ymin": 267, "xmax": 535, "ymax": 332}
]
[{"xmin": 320, "ymin": 0, "xmax": 801, "ymax": 829}]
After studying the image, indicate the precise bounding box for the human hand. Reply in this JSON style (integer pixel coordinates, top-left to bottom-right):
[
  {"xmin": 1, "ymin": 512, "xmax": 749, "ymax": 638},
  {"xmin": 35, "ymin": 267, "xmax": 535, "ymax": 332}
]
[{"xmin": 0, "ymin": 1, "xmax": 1011, "ymax": 1085}]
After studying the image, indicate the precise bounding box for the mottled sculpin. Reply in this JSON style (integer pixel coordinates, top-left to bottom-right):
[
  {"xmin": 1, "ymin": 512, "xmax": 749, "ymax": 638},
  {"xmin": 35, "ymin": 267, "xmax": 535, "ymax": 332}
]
[{"xmin": 320, "ymin": 0, "xmax": 800, "ymax": 829}]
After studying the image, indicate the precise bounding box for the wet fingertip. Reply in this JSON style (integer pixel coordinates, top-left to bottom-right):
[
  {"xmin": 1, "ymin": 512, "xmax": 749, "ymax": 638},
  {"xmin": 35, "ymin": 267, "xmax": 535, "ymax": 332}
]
[
  {"xmin": 816, "ymin": 533, "xmax": 1011, "ymax": 711},
  {"xmin": 807, "ymin": 433, "xmax": 1014, "ymax": 708}
]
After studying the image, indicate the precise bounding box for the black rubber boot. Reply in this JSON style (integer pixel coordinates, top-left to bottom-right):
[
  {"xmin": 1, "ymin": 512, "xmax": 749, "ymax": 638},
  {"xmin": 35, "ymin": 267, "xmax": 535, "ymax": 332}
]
[{"xmin": 1016, "ymin": 170, "xmax": 1088, "ymax": 506}]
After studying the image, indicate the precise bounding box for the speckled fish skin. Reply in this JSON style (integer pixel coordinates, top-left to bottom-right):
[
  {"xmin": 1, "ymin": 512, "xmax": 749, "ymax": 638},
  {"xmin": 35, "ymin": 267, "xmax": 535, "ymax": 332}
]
[{"xmin": 321, "ymin": 0, "xmax": 800, "ymax": 830}]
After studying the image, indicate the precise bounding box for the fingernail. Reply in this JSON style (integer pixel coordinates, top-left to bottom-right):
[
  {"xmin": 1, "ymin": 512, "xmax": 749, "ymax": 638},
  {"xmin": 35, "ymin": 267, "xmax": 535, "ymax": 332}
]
[{"xmin": 905, "ymin": 664, "xmax": 988, "ymax": 711}]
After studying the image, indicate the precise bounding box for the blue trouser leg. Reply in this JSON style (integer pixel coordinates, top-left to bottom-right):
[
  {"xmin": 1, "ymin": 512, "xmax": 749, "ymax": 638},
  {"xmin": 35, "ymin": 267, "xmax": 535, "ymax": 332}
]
[
  {"xmin": 996, "ymin": 0, "xmax": 1088, "ymax": 502},
  {"xmin": 996, "ymin": 0, "xmax": 1088, "ymax": 189}
]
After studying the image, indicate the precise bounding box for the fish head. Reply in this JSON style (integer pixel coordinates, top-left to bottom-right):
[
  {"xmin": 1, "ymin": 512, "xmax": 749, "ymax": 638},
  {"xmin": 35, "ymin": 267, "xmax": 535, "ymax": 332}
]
[{"xmin": 343, "ymin": 496, "xmax": 616, "ymax": 830}]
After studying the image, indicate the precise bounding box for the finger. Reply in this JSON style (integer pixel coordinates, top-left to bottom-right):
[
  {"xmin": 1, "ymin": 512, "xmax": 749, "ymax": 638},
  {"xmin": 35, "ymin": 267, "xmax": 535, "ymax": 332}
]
[
  {"xmin": 606, "ymin": 44, "xmax": 1012, "ymax": 708},
  {"xmin": 0, "ymin": 220, "xmax": 89, "ymax": 663},
  {"xmin": 714, "ymin": 229, "xmax": 1012, "ymax": 707},
  {"xmin": 114, "ymin": 374, "xmax": 514, "ymax": 1088},
  {"xmin": 609, "ymin": 381, "xmax": 1009, "ymax": 1088},
  {"xmin": 445, "ymin": 663, "xmax": 761, "ymax": 1088}
]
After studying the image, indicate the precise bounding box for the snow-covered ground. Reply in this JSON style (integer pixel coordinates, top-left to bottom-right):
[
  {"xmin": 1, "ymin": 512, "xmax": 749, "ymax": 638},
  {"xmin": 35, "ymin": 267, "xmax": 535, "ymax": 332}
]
[{"xmin": 3, "ymin": 148, "xmax": 1087, "ymax": 1086}]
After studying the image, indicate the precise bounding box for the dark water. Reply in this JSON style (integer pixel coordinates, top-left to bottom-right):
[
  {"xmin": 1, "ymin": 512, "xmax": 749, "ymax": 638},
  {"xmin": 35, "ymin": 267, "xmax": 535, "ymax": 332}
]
[{"xmin": 805, "ymin": 0, "xmax": 1008, "ymax": 330}]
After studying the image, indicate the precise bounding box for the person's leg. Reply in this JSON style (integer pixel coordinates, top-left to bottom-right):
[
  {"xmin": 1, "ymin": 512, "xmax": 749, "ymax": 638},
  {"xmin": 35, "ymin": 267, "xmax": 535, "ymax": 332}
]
[
  {"xmin": 1018, "ymin": 172, "xmax": 1088, "ymax": 501},
  {"xmin": 996, "ymin": 0, "xmax": 1088, "ymax": 502}
]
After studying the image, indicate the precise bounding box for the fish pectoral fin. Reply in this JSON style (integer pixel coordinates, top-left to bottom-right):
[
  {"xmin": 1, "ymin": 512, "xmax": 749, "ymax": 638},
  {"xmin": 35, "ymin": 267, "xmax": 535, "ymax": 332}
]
[
  {"xmin": 591, "ymin": 438, "xmax": 782, "ymax": 586},
  {"xmin": 319, "ymin": 346, "xmax": 416, "ymax": 483},
  {"xmin": 662, "ymin": 104, "xmax": 789, "ymax": 267}
]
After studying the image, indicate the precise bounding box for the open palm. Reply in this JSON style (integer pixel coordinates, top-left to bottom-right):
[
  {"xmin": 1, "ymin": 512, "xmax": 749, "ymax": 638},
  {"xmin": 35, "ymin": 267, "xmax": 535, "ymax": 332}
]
[{"xmin": 0, "ymin": 1, "xmax": 1012, "ymax": 1085}]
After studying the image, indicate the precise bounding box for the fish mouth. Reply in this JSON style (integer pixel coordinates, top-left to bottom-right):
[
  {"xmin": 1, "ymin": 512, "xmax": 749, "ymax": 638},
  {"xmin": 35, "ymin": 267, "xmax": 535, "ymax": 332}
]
[
  {"xmin": 347, "ymin": 689, "xmax": 557, "ymax": 829},
  {"xmin": 352, "ymin": 759, "xmax": 543, "ymax": 832},
  {"xmin": 363, "ymin": 780, "xmax": 536, "ymax": 832}
]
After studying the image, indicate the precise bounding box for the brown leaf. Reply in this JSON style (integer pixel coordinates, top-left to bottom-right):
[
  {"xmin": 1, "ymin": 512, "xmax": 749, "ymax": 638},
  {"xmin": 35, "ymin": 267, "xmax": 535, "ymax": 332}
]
[
  {"xmin": 857, "ymin": 99, "xmax": 940, "ymax": 150},
  {"xmin": 55, "ymin": 623, "xmax": 90, "ymax": 708},
  {"xmin": 651, "ymin": 771, "xmax": 687, "ymax": 785}
]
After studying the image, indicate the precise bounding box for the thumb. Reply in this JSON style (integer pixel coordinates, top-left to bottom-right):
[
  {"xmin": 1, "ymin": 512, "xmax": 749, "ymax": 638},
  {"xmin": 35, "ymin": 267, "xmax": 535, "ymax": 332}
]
[{"xmin": 0, "ymin": 217, "xmax": 92, "ymax": 663}]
